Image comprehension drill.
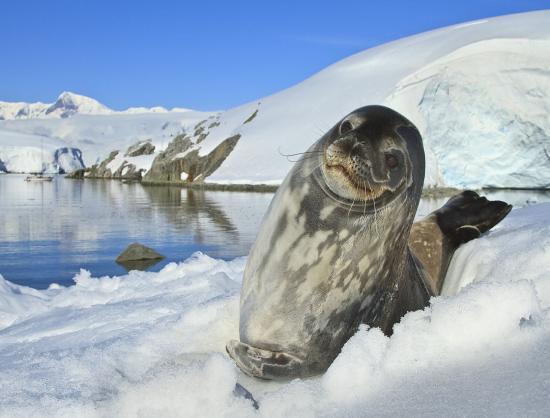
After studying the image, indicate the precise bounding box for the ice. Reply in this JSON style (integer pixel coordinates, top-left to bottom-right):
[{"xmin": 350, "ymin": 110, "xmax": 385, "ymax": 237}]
[
  {"xmin": 1, "ymin": 204, "xmax": 549, "ymax": 417},
  {"xmin": 0, "ymin": 130, "xmax": 84, "ymax": 173}
]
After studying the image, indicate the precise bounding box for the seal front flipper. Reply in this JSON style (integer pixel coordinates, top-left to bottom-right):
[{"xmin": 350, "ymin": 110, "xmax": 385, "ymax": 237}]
[
  {"xmin": 226, "ymin": 340, "xmax": 304, "ymax": 380},
  {"xmin": 436, "ymin": 190, "xmax": 512, "ymax": 244}
]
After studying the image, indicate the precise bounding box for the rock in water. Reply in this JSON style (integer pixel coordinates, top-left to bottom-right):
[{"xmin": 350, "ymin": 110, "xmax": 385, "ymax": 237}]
[{"xmin": 116, "ymin": 243, "xmax": 164, "ymax": 261}]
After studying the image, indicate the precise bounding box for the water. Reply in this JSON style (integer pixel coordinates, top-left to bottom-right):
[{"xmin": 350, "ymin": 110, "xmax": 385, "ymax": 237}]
[
  {"xmin": 1, "ymin": 174, "xmax": 549, "ymax": 289},
  {"xmin": 0, "ymin": 175, "xmax": 273, "ymax": 288}
]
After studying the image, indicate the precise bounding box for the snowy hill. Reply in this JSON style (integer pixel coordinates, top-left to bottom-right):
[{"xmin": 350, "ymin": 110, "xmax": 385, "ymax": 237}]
[
  {"xmin": 1, "ymin": 10, "xmax": 550, "ymax": 186},
  {"xmin": 0, "ymin": 203, "xmax": 549, "ymax": 416},
  {"xmin": 197, "ymin": 10, "xmax": 550, "ymax": 188}
]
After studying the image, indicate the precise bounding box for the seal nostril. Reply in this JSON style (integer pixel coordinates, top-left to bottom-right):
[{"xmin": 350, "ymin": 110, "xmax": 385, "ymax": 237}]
[
  {"xmin": 385, "ymin": 154, "xmax": 399, "ymax": 170},
  {"xmin": 340, "ymin": 120, "xmax": 353, "ymax": 135}
]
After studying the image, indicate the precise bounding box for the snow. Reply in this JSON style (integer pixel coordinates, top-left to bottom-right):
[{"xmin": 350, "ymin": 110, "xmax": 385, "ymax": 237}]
[
  {"xmin": 1, "ymin": 203, "xmax": 549, "ymax": 417},
  {"xmin": 0, "ymin": 129, "xmax": 84, "ymax": 173},
  {"xmin": 1, "ymin": 11, "xmax": 549, "ymax": 186}
]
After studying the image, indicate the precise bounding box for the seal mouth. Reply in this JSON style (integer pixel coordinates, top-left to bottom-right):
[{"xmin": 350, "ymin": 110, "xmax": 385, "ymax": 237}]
[
  {"xmin": 316, "ymin": 138, "xmax": 410, "ymax": 212},
  {"xmin": 324, "ymin": 163, "xmax": 386, "ymax": 201}
]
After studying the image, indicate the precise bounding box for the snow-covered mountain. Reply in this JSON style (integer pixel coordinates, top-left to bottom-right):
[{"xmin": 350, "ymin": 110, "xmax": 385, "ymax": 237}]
[
  {"xmin": 0, "ymin": 92, "xmax": 195, "ymax": 173},
  {"xmin": 1, "ymin": 10, "xmax": 549, "ymax": 187},
  {"xmin": 0, "ymin": 91, "xmax": 190, "ymax": 120}
]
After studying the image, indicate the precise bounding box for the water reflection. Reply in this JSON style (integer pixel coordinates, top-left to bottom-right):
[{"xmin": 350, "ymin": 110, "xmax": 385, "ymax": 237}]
[
  {"xmin": 142, "ymin": 187, "xmax": 239, "ymax": 244},
  {"xmin": 0, "ymin": 175, "xmax": 273, "ymax": 288},
  {"xmin": 0, "ymin": 174, "xmax": 548, "ymax": 289},
  {"xmin": 116, "ymin": 258, "xmax": 164, "ymax": 272}
]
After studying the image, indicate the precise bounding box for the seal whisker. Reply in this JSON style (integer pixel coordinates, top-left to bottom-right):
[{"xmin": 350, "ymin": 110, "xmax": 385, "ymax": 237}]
[
  {"xmin": 362, "ymin": 179, "xmax": 368, "ymax": 219},
  {"xmin": 347, "ymin": 187, "xmax": 357, "ymax": 222},
  {"xmin": 365, "ymin": 176, "xmax": 381, "ymax": 238},
  {"xmin": 278, "ymin": 147, "xmax": 324, "ymax": 163}
]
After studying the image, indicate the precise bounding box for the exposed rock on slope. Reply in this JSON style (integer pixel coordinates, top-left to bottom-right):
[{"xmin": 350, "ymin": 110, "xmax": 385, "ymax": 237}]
[
  {"xmin": 143, "ymin": 133, "xmax": 240, "ymax": 183},
  {"xmin": 125, "ymin": 140, "xmax": 155, "ymax": 157},
  {"xmin": 68, "ymin": 114, "xmax": 242, "ymax": 184},
  {"xmin": 74, "ymin": 139, "xmax": 157, "ymax": 181}
]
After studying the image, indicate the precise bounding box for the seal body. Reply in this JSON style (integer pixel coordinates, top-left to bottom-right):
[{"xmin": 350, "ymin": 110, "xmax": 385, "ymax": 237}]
[{"xmin": 227, "ymin": 106, "xmax": 430, "ymax": 379}]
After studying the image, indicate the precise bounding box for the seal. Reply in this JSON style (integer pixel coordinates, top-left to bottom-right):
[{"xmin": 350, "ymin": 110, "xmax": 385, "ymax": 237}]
[{"xmin": 226, "ymin": 105, "xmax": 511, "ymax": 380}]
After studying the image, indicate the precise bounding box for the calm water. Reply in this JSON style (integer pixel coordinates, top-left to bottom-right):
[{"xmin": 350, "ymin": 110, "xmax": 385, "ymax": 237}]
[
  {"xmin": 1, "ymin": 174, "xmax": 549, "ymax": 289},
  {"xmin": 0, "ymin": 175, "xmax": 273, "ymax": 288}
]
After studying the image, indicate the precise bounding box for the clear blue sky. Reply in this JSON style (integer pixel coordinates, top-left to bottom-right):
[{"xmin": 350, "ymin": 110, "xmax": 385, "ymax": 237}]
[{"xmin": 1, "ymin": 0, "xmax": 548, "ymax": 110}]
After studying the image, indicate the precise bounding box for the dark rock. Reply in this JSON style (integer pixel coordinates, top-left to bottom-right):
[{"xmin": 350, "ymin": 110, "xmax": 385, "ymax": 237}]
[
  {"xmin": 243, "ymin": 109, "xmax": 258, "ymax": 124},
  {"xmin": 116, "ymin": 243, "xmax": 165, "ymax": 265},
  {"xmin": 88, "ymin": 150, "xmax": 119, "ymax": 178},
  {"xmin": 125, "ymin": 140, "xmax": 155, "ymax": 157}
]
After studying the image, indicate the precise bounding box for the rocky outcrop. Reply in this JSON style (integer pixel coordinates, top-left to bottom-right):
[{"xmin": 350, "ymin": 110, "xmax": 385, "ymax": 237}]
[
  {"xmin": 86, "ymin": 150, "xmax": 119, "ymax": 178},
  {"xmin": 143, "ymin": 133, "xmax": 240, "ymax": 183},
  {"xmin": 125, "ymin": 140, "xmax": 155, "ymax": 157},
  {"xmin": 67, "ymin": 114, "xmax": 242, "ymax": 184},
  {"xmin": 243, "ymin": 109, "xmax": 258, "ymax": 124},
  {"xmin": 0, "ymin": 159, "xmax": 7, "ymax": 173},
  {"xmin": 70, "ymin": 139, "xmax": 158, "ymax": 180}
]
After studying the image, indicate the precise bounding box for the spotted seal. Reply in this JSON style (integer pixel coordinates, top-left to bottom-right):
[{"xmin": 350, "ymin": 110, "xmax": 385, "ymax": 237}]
[{"xmin": 227, "ymin": 105, "xmax": 511, "ymax": 380}]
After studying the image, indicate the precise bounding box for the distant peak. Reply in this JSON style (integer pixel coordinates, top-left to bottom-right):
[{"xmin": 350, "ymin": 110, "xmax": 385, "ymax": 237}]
[{"xmin": 45, "ymin": 91, "xmax": 112, "ymax": 118}]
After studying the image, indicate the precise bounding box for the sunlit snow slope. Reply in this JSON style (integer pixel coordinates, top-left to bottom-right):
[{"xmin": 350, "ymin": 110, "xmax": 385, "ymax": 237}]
[{"xmin": 1, "ymin": 11, "xmax": 549, "ymax": 186}]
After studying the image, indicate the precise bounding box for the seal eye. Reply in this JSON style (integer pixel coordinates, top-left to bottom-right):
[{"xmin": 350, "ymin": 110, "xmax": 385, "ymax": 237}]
[
  {"xmin": 385, "ymin": 154, "xmax": 399, "ymax": 169},
  {"xmin": 340, "ymin": 120, "xmax": 353, "ymax": 135}
]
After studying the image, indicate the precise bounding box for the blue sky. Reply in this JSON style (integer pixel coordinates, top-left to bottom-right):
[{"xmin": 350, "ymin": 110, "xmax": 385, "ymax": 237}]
[{"xmin": 1, "ymin": 0, "xmax": 548, "ymax": 110}]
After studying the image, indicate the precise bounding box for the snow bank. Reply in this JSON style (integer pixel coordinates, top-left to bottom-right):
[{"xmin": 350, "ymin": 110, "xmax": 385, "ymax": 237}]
[{"xmin": 1, "ymin": 204, "xmax": 549, "ymax": 417}]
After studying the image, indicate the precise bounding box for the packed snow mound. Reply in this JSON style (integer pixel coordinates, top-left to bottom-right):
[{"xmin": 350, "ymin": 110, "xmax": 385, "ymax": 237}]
[
  {"xmin": 0, "ymin": 129, "xmax": 85, "ymax": 173},
  {"xmin": 0, "ymin": 204, "xmax": 549, "ymax": 417}
]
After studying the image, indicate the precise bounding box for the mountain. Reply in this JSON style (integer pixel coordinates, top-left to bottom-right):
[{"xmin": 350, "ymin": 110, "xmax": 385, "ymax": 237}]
[
  {"xmin": 1, "ymin": 10, "xmax": 549, "ymax": 187},
  {"xmin": 0, "ymin": 92, "xmax": 190, "ymax": 120},
  {"xmin": 42, "ymin": 91, "xmax": 112, "ymax": 119}
]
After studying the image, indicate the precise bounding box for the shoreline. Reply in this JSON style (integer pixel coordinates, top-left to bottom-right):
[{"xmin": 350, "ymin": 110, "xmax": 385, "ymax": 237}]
[
  {"xmin": 5, "ymin": 173, "xmax": 550, "ymax": 196},
  {"xmin": 66, "ymin": 174, "xmax": 550, "ymax": 196}
]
